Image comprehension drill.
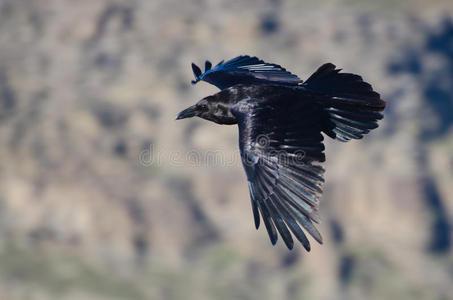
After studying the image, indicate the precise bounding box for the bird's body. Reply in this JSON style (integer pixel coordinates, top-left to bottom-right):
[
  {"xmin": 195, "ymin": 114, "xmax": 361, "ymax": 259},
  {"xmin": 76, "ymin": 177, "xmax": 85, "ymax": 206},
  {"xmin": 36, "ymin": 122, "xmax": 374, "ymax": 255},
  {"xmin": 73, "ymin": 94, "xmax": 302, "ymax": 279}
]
[{"xmin": 177, "ymin": 56, "xmax": 386, "ymax": 250}]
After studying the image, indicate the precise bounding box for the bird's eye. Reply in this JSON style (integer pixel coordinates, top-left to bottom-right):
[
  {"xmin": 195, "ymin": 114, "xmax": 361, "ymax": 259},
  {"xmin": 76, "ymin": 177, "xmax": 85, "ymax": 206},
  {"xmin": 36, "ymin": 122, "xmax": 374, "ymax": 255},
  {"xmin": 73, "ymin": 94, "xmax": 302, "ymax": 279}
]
[{"xmin": 199, "ymin": 103, "xmax": 208, "ymax": 110}]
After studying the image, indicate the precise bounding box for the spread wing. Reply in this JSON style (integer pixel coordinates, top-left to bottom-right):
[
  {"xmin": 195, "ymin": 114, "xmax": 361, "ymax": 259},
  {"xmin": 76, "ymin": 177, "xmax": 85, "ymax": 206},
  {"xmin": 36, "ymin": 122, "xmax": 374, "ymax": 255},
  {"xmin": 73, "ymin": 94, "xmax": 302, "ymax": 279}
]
[
  {"xmin": 191, "ymin": 56, "xmax": 302, "ymax": 90},
  {"xmin": 231, "ymin": 90, "xmax": 326, "ymax": 250}
]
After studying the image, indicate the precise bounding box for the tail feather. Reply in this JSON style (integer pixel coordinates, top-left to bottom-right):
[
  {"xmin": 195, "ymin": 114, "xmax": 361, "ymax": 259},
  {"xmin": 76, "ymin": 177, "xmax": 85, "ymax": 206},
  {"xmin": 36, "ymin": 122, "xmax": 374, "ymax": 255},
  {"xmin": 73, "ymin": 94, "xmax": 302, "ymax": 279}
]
[{"xmin": 304, "ymin": 63, "xmax": 386, "ymax": 142}]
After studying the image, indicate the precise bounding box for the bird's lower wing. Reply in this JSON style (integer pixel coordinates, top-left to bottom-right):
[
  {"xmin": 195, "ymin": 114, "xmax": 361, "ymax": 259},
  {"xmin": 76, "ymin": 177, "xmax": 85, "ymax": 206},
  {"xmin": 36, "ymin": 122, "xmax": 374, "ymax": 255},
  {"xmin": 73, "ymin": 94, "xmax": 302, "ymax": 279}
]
[{"xmin": 232, "ymin": 97, "xmax": 326, "ymax": 250}]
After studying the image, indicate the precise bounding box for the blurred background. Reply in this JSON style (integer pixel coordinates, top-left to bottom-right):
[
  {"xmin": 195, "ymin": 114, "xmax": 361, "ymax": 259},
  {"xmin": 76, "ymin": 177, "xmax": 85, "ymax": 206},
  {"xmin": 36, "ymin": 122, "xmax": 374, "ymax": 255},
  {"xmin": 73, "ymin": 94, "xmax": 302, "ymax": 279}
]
[{"xmin": 1, "ymin": 0, "xmax": 453, "ymax": 299}]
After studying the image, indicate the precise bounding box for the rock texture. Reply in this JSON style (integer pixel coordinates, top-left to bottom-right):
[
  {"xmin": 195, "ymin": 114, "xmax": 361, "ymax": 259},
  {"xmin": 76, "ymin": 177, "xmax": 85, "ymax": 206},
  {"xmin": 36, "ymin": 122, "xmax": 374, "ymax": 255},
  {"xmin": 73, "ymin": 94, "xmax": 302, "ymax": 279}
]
[{"xmin": 0, "ymin": 0, "xmax": 453, "ymax": 299}]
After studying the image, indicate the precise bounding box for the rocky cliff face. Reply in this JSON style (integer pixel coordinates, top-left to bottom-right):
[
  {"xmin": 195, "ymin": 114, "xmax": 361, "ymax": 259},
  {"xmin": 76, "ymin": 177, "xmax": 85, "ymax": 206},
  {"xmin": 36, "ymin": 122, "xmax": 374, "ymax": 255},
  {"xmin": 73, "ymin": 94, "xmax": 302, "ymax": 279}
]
[{"xmin": 0, "ymin": 0, "xmax": 452, "ymax": 299}]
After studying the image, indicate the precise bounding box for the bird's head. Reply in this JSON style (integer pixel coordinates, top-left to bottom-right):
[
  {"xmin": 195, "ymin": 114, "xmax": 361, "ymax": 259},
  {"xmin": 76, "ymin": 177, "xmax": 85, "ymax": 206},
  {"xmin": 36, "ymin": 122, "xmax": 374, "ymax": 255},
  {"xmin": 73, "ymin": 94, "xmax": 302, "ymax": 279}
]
[{"xmin": 176, "ymin": 93, "xmax": 237, "ymax": 125}]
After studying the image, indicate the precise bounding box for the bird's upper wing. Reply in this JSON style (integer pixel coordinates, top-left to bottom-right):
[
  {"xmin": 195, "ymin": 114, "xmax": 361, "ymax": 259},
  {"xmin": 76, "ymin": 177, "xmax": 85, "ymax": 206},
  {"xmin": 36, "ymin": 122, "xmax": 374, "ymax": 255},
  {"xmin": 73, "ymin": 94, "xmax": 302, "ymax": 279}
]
[
  {"xmin": 231, "ymin": 88, "xmax": 326, "ymax": 250},
  {"xmin": 191, "ymin": 56, "xmax": 302, "ymax": 90}
]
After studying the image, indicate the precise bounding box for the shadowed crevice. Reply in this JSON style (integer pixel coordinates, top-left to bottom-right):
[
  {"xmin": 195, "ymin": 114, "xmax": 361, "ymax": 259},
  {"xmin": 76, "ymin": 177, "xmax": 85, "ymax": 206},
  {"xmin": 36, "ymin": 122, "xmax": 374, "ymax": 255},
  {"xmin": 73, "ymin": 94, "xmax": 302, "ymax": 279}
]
[
  {"xmin": 338, "ymin": 254, "xmax": 355, "ymax": 284},
  {"xmin": 422, "ymin": 177, "xmax": 451, "ymax": 254},
  {"xmin": 167, "ymin": 177, "xmax": 220, "ymax": 247}
]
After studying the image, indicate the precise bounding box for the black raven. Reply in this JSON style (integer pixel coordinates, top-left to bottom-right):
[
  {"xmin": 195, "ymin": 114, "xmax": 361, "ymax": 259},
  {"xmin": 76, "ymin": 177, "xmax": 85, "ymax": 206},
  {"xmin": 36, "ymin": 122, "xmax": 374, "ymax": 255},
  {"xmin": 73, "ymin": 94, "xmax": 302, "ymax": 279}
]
[{"xmin": 177, "ymin": 56, "xmax": 386, "ymax": 250}]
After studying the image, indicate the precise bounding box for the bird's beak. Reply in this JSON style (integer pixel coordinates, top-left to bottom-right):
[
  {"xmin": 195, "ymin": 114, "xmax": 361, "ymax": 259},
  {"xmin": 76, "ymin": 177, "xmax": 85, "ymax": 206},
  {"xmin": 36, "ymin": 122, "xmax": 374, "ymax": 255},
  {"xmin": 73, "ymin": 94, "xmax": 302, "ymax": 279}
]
[{"xmin": 176, "ymin": 105, "xmax": 198, "ymax": 120}]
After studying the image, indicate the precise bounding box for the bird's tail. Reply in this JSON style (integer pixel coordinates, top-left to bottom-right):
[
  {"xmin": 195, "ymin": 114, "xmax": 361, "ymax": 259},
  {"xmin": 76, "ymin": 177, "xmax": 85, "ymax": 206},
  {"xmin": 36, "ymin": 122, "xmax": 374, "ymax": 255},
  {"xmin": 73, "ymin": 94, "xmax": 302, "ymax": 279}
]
[{"xmin": 304, "ymin": 63, "xmax": 386, "ymax": 142}]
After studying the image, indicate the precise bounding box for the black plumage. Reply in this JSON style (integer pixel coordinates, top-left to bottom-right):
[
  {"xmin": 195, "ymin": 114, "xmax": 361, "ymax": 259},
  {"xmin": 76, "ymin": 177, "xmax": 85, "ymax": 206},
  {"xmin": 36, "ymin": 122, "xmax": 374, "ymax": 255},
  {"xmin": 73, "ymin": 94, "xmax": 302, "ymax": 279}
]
[{"xmin": 177, "ymin": 55, "xmax": 386, "ymax": 250}]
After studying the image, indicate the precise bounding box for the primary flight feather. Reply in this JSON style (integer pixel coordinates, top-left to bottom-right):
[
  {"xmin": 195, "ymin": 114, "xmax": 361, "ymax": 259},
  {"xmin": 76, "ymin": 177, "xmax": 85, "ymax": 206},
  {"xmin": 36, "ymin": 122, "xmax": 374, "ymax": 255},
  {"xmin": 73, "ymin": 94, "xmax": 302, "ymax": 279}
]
[{"xmin": 177, "ymin": 55, "xmax": 386, "ymax": 250}]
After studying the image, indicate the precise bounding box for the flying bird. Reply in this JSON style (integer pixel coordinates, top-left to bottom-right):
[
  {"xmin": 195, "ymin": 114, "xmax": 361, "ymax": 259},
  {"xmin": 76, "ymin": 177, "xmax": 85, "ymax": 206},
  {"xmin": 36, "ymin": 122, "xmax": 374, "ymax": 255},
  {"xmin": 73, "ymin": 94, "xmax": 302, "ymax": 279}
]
[{"xmin": 177, "ymin": 56, "xmax": 386, "ymax": 250}]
